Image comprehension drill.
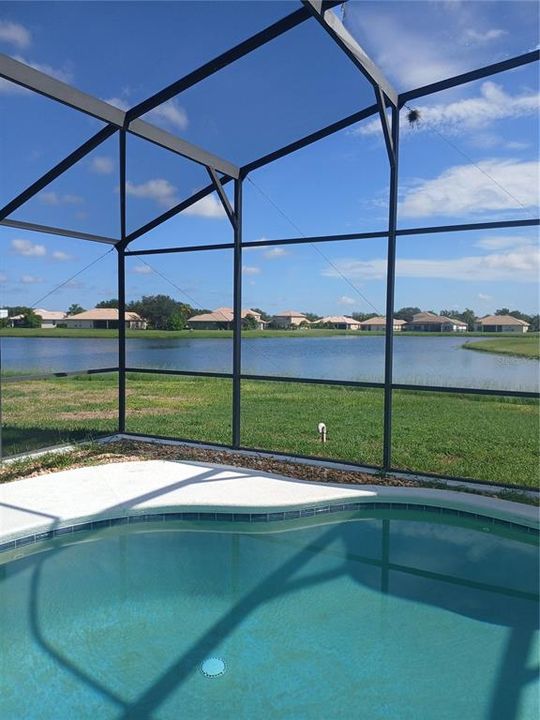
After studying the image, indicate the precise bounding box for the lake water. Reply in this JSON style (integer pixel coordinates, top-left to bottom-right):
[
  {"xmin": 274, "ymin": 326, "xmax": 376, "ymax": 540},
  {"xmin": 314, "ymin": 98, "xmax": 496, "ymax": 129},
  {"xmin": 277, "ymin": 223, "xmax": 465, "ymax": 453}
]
[{"xmin": 1, "ymin": 335, "xmax": 538, "ymax": 392}]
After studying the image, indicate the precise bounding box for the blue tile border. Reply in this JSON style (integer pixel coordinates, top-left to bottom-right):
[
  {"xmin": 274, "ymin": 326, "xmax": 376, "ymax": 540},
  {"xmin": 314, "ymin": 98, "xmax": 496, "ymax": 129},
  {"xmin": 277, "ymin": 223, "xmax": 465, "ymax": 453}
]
[{"xmin": 0, "ymin": 502, "xmax": 537, "ymax": 555}]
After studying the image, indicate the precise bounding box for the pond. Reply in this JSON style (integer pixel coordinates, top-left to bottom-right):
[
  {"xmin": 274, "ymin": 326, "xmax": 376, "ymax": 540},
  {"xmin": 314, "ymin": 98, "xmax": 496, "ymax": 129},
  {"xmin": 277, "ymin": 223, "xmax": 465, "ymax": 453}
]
[{"xmin": 1, "ymin": 335, "xmax": 537, "ymax": 392}]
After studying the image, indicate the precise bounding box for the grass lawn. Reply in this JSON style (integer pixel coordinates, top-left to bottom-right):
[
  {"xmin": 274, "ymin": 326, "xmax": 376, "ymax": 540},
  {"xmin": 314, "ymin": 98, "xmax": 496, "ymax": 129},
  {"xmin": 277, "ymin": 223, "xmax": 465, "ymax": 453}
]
[
  {"xmin": 2, "ymin": 327, "xmax": 538, "ymax": 340},
  {"xmin": 1, "ymin": 373, "xmax": 538, "ymax": 488},
  {"xmin": 463, "ymin": 336, "xmax": 540, "ymax": 360}
]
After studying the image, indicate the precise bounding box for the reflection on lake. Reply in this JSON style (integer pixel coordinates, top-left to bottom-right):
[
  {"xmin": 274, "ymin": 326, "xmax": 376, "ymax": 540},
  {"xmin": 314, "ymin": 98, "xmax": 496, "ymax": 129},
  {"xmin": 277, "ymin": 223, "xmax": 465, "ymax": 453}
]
[{"xmin": 1, "ymin": 334, "xmax": 538, "ymax": 392}]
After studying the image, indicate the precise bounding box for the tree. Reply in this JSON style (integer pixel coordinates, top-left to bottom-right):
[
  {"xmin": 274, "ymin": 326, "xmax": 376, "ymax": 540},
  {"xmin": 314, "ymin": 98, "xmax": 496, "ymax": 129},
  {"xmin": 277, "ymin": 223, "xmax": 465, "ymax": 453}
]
[
  {"xmin": 394, "ymin": 307, "xmax": 421, "ymax": 322},
  {"xmin": 67, "ymin": 303, "xmax": 85, "ymax": 316},
  {"xmin": 96, "ymin": 299, "xmax": 118, "ymax": 308},
  {"xmin": 127, "ymin": 295, "xmax": 192, "ymax": 330},
  {"xmin": 495, "ymin": 308, "xmax": 510, "ymax": 316},
  {"xmin": 460, "ymin": 308, "xmax": 477, "ymax": 332},
  {"xmin": 6, "ymin": 306, "xmax": 31, "ymax": 318},
  {"xmin": 529, "ymin": 315, "xmax": 539, "ymax": 332},
  {"xmin": 22, "ymin": 309, "xmax": 41, "ymax": 328},
  {"xmin": 251, "ymin": 307, "xmax": 271, "ymax": 322},
  {"xmin": 302, "ymin": 312, "xmax": 321, "ymax": 322},
  {"xmin": 508, "ymin": 309, "xmax": 532, "ymax": 323},
  {"xmin": 242, "ymin": 314, "xmax": 259, "ymax": 330},
  {"xmin": 352, "ymin": 312, "xmax": 377, "ymax": 322},
  {"xmin": 167, "ymin": 312, "xmax": 186, "ymax": 331}
]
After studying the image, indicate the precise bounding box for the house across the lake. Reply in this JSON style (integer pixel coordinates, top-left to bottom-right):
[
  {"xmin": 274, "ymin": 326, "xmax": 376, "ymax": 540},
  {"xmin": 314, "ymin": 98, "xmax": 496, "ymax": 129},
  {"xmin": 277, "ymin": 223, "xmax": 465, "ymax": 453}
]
[
  {"xmin": 271, "ymin": 310, "xmax": 309, "ymax": 328},
  {"xmin": 404, "ymin": 312, "xmax": 467, "ymax": 333},
  {"xmin": 313, "ymin": 315, "xmax": 362, "ymax": 330},
  {"xmin": 10, "ymin": 308, "xmax": 67, "ymax": 329},
  {"xmin": 187, "ymin": 307, "xmax": 266, "ymax": 330},
  {"xmin": 62, "ymin": 308, "xmax": 146, "ymax": 329},
  {"xmin": 359, "ymin": 316, "xmax": 406, "ymax": 332},
  {"xmin": 475, "ymin": 315, "xmax": 530, "ymax": 333}
]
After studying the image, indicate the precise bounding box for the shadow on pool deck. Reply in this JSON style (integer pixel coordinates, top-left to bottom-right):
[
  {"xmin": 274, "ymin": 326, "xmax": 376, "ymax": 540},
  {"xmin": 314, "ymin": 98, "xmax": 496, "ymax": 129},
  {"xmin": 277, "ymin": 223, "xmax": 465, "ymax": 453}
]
[{"xmin": 5, "ymin": 466, "xmax": 538, "ymax": 720}]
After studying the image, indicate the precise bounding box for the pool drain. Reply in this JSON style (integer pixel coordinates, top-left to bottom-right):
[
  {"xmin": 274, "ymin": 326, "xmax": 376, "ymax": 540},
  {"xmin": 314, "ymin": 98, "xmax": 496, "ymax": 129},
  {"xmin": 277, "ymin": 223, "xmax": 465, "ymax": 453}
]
[{"xmin": 201, "ymin": 657, "xmax": 226, "ymax": 678}]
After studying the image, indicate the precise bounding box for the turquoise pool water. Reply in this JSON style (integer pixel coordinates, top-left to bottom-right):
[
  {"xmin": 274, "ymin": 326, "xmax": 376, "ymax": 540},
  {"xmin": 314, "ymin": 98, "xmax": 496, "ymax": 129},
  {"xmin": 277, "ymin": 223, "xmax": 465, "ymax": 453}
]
[{"xmin": 1, "ymin": 511, "xmax": 538, "ymax": 719}]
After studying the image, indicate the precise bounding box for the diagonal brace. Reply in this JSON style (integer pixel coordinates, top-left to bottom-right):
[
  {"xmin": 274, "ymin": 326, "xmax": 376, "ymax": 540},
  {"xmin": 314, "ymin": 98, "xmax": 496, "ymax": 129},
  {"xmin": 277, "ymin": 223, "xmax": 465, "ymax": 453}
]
[
  {"xmin": 207, "ymin": 167, "xmax": 237, "ymax": 229},
  {"xmin": 375, "ymin": 87, "xmax": 395, "ymax": 166}
]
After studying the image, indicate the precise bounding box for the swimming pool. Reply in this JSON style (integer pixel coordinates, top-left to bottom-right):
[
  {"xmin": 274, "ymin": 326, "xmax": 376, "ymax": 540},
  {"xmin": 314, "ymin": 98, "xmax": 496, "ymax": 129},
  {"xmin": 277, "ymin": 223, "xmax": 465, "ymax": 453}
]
[{"xmin": 1, "ymin": 507, "xmax": 538, "ymax": 719}]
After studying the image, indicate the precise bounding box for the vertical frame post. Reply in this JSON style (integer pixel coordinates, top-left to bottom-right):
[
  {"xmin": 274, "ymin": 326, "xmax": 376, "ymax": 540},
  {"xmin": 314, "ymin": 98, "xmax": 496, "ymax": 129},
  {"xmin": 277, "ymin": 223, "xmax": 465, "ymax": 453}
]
[
  {"xmin": 383, "ymin": 105, "xmax": 399, "ymax": 471},
  {"xmin": 117, "ymin": 247, "xmax": 126, "ymax": 433},
  {"xmin": 118, "ymin": 129, "xmax": 127, "ymax": 433},
  {"xmin": 232, "ymin": 177, "xmax": 243, "ymax": 447},
  {"xmin": 0, "ymin": 337, "xmax": 3, "ymax": 461}
]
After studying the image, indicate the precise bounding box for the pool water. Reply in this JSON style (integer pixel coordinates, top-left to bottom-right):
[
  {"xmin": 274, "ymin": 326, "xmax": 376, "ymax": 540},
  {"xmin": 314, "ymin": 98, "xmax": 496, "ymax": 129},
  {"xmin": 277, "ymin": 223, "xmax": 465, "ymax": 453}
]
[{"xmin": 1, "ymin": 512, "xmax": 538, "ymax": 719}]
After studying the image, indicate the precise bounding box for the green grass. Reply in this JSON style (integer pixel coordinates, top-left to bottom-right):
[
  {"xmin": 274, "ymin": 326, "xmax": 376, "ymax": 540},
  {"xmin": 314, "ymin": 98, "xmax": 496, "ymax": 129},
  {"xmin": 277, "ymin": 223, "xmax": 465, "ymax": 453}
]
[
  {"xmin": 2, "ymin": 327, "xmax": 538, "ymax": 340},
  {"xmin": 463, "ymin": 336, "xmax": 540, "ymax": 360},
  {"xmin": 1, "ymin": 373, "xmax": 538, "ymax": 488}
]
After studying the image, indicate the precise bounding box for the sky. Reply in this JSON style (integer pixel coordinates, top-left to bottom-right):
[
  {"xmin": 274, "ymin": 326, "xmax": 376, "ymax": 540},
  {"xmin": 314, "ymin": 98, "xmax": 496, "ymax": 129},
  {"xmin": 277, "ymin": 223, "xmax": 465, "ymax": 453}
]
[{"xmin": 0, "ymin": 0, "xmax": 538, "ymax": 317}]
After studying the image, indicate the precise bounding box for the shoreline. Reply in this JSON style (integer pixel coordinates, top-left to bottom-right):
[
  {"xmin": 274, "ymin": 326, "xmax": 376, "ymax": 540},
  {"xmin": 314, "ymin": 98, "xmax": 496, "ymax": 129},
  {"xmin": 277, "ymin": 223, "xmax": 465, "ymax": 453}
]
[{"xmin": 1, "ymin": 328, "xmax": 538, "ymax": 340}]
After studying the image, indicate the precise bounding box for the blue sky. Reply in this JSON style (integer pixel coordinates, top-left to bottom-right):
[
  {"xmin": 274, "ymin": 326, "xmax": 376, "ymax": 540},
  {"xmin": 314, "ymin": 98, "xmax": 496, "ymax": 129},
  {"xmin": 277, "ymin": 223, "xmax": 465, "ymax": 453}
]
[{"xmin": 0, "ymin": 1, "xmax": 538, "ymax": 316}]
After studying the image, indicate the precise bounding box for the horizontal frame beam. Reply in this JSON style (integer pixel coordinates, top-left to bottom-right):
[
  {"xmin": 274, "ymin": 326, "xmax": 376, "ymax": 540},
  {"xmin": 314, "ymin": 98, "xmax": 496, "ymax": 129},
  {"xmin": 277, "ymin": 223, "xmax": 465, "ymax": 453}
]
[
  {"xmin": 122, "ymin": 217, "xmax": 539, "ymax": 256},
  {"xmin": 0, "ymin": 53, "xmax": 125, "ymax": 125},
  {"xmin": 400, "ymin": 50, "xmax": 540, "ymax": 105},
  {"xmin": 0, "ymin": 218, "xmax": 118, "ymax": 245},
  {"xmin": 397, "ymin": 218, "xmax": 539, "ymax": 237},
  {"xmin": 125, "ymin": 242, "xmax": 234, "ymax": 256},
  {"xmin": 128, "ymin": 119, "xmax": 239, "ymax": 179},
  {"xmin": 0, "ymin": 53, "xmax": 239, "ymax": 180},
  {"xmin": 1, "ymin": 367, "xmax": 119, "ymax": 383},
  {"xmin": 125, "ymin": 368, "xmax": 232, "ymax": 380},
  {"xmin": 118, "ymin": 431, "xmax": 539, "ymax": 493},
  {"xmin": 123, "ymin": 368, "xmax": 539, "ymax": 400}
]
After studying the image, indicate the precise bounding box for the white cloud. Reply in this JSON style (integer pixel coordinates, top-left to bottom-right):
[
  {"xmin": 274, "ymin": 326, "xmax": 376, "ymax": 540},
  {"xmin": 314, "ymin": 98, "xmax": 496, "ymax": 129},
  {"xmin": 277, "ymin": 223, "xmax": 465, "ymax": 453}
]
[
  {"xmin": 40, "ymin": 191, "xmax": 83, "ymax": 206},
  {"xmin": 463, "ymin": 28, "xmax": 506, "ymax": 44},
  {"xmin": 506, "ymin": 141, "xmax": 530, "ymax": 151},
  {"xmin": 183, "ymin": 194, "xmax": 226, "ymax": 219},
  {"xmin": 125, "ymin": 178, "xmax": 177, "ymax": 208},
  {"xmin": 343, "ymin": 8, "xmax": 462, "ymax": 89},
  {"xmin": 477, "ymin": 293, "xmax": 492, "ymax": 301},
  {"xmin": 322, "ymin": 243, "xmax": 539, "ymax": 283},
  {"xmin": 125, "ymin": 181, "xmax": 226, "ymax": 218},
  {"xmin": 11, "ymin": 238, "xmax": 46, "ymax": 257},
  {"xmin": 474, "ymin": 235, "xmax": 530, "ymax": 251},
  {"xmin": 264, "ymin": 247, "xmax": 289, "ymax": 259},
  {"xmin": 242, "ymin": 266, "xmax": 260, "ymax": 275},
  {"xmin": 338, "ymin": 295, "xmax": 356, "ymax": 306},
  {"xmin": 399, "ymin": 159, "xmax": 538, "ymax": 218},
  {"xmin": 52, "ymin": 250, "xmax": 73, "ymax": 261},
  {"xmin": 132, "ymin": 265, "xmax": 153, "ymax": 274},
  {"xmin": 146, "ymin": 99, "xmax": 189, "ymax": 131},
  {"xmin": 356, "ymin": 82, "xmax": 539, "ymax": 137},
  {"xmin": 90, "ymin": 156, "xmax": 114, "ymax": 175},
  {"xmin": 21, "ymin": 274, "xmax": 42, "ymax": 284},
  {"xmin": 0, "ymin": 20, "xmax": 31, "ymax": 48}
]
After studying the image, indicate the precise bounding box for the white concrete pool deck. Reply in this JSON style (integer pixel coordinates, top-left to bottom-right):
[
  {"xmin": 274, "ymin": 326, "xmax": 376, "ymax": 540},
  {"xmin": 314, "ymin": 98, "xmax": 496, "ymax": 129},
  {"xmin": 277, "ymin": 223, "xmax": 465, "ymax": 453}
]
[{"xmin": 0, "ymin": 460, "xmax": 538, "ymax": 544}]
